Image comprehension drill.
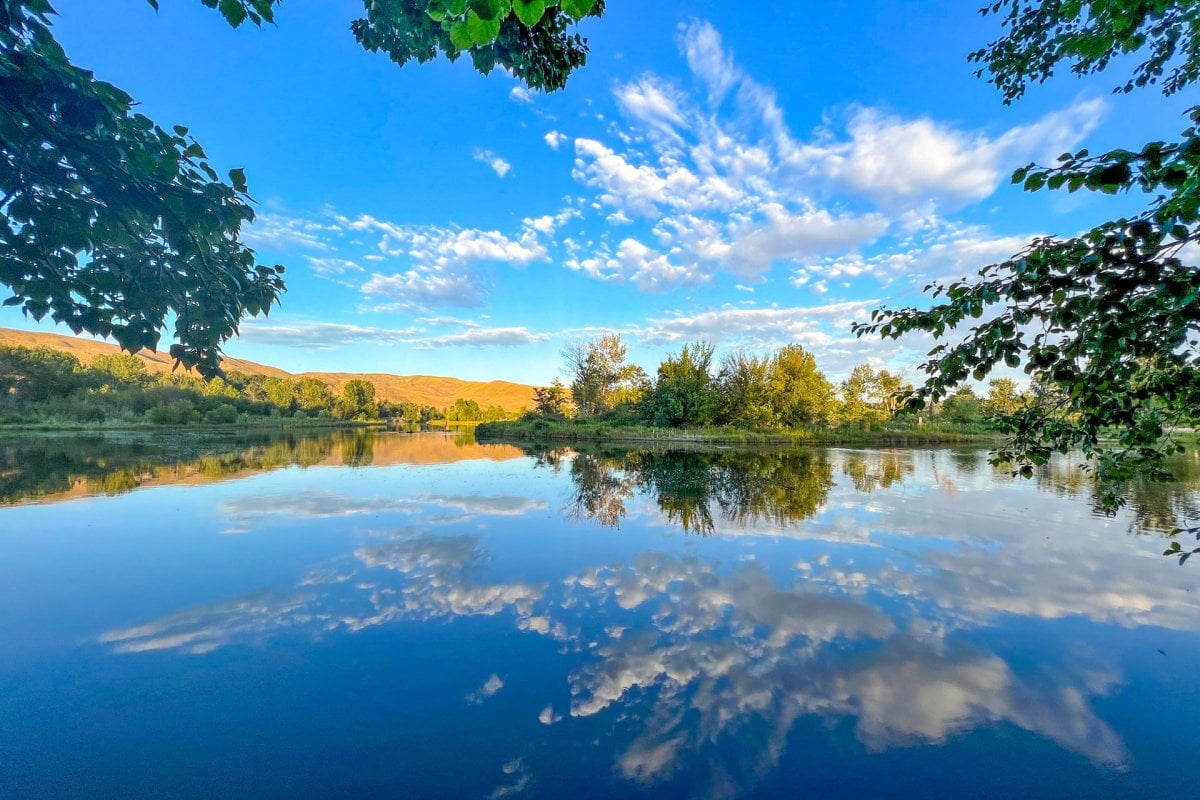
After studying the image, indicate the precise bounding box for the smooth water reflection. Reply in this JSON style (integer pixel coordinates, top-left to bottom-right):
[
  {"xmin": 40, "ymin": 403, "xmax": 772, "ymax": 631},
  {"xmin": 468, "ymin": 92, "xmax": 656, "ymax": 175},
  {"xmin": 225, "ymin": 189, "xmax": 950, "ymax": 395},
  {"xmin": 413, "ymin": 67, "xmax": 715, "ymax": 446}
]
[{"xmin": 1, "ymin": 432, "xmax": 1198, "ymax": 798}]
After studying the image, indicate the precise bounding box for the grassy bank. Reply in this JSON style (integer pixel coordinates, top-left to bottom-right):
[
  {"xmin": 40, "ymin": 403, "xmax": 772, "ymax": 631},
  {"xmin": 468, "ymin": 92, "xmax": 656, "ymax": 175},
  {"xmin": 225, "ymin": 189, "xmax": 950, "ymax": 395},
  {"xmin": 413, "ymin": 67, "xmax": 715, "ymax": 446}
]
[
  {"xmin": 475, "ymin": 418, "xmax": 1002, "ymax": 446},
  {"xmin": 0, "ymin": 418, "xmax": 385, "ymax": 434}
]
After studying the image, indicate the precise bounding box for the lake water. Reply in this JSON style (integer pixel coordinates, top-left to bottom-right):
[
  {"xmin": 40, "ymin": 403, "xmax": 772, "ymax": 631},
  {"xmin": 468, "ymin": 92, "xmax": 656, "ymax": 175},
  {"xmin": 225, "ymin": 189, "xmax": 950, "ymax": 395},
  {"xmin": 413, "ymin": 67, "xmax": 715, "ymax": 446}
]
[{"xmin": 1, "ymin": 430, "xmax": 1198, "ymax": 798}]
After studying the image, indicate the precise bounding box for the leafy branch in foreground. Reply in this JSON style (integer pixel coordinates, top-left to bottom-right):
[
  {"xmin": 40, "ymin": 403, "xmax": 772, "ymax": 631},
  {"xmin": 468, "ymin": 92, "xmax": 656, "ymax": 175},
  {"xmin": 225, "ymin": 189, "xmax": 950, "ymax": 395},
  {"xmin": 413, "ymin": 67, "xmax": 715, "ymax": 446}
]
[
  {"xmin": 856, "ymin": 0, "xmax": 1200, "ymax": 513},
  {"xmin": 969, "ymin": 0, "xmax": 1200, "ymax": 102},
  {"xmin": 0, "ymin": 0, "xmax": 285, "ymax": 377},
  {"xmin": 353, "ymin": 0, "xmax": 605, "ymax": 92}
]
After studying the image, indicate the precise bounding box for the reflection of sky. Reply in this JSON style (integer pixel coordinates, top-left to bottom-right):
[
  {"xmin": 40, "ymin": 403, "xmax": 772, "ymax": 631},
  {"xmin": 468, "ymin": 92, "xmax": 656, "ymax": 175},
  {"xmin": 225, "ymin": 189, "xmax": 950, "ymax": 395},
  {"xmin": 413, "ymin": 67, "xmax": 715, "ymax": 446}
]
[{"xmin": 1, "ymin": 437, "xmax": 1198, "ymax": 798}]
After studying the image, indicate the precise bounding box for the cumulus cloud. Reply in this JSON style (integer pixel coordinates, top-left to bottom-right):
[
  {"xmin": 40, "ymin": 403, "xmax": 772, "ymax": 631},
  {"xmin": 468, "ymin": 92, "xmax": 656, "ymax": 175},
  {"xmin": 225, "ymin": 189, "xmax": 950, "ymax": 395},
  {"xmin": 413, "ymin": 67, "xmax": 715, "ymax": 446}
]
[
  {"xmin": 552, "ymin": 19, "xmax": 1107, "ymax": 294},
  {"xmin": 544, "ymin": 130, "xmax": 568, "ymax": 150},
  {"xmin": 806, "ymin": 100, "xmax": 1106, "ymax": 209},
  {"xmin": 341, "ymin": 213, "xmax": 550, "ymax": 311},
  {"xmin": 474, "ymin": 148, "xmax": 513, "ymax": 178}
]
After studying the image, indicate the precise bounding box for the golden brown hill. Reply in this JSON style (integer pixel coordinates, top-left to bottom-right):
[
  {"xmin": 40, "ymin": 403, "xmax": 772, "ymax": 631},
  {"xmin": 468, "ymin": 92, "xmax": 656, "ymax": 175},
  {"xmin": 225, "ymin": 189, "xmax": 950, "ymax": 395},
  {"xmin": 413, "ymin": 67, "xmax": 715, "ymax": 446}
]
[
  {"xmin": 0, "ymin": 326, "xmax": 290, "ymax": 378},
  {"xmin": 0, "ymin": 327, "xmax": 538, "ymax": 411}
]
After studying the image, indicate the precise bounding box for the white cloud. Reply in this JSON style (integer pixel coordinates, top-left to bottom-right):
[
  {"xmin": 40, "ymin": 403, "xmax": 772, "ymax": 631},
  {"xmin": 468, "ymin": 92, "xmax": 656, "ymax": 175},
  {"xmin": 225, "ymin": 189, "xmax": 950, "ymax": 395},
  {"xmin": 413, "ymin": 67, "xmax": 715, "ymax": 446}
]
[
  {"xmin": 614, "ymin": 76, "xmax": 689, "ymax": 141},
  {"xmin": 362, "ymin": 269, "xmax": 488, "ymax": 310},
  {"xmin": 306, "ymin": 257, "xmax": 363, "ymax": 278},
  {"xmin": 807, "ymin": 99, "xmax": 1106, "ymax": 209},
  {"xmin": 242, "ymin": 213, "xmax": 338, "ymax": 252},
  {"xmin": 637, "ymin": 301, "xmax": 876, "ymax": 348},
  {"xmin": 510, "ymin": 85, "xmax": 534, "ymax": 104},
  {"xmin": 341, "ymin": 213, "xmax": 551, "ymax": 311},
  {"xmin": 678, "ymin": 20, "xmax": 740, "ymax": 105},
  {"xmin": 474, "ymin": 148, "xmax": 512, "ymax": 178},
  {"xmin": 551, "ymin": 20, "xmax": 1108, "ymax": 295},
  {"xmin": 544, "ymin": 130, "xmax": 568, "ymax": 150},
  {"xmin": 238, "ymin": 320, "xmax": 421, "ymax": 349},
  {"xmin": 409, "ymin": 326, "xmax": 551, "ymax": 349}
]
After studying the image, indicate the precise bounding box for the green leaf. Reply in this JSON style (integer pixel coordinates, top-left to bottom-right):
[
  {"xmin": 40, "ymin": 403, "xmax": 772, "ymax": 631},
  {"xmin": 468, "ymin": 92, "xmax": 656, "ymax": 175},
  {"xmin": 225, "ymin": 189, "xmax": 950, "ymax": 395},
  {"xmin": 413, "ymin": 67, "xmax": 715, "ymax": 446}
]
[
  {"xmin": 449, "ymin": 20, "xmax": 475, "ymax": 49},
  {"xmin": 560, "ymin": 0, "xmax": 596, "ymax": 20},
  {"xmin": 217, "ymin": 0, "xmax": 248, "ymax": 27},
  {"xmin": 228, "ymin": 167, "xmax": 248, "ymax": 193},
  {"xmin": 467, "ymin": 10, "xmax": 502, "ymax": 45},
  {"xmin": 513, "ymin": 0, "xmax": 546, "ymax": 26},
  {"xmin": 469, "ymin": 0, "xmax": 508, "ymax": 21},
  {"xmin": 446, "ymin": 0, "xmax": 468, "ymax": 13}
]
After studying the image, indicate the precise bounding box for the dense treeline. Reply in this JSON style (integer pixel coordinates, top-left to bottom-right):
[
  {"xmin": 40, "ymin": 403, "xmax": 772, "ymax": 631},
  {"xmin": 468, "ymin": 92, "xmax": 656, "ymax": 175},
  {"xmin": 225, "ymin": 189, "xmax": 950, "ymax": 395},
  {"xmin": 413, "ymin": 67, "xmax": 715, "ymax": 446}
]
[
  {"xmin": 0, "ymin": 345, "xmax": 505, "ymax": 427},
  {"xmin": 533, "ymin": 334, "xmax": 1035, "ymax": 431}
]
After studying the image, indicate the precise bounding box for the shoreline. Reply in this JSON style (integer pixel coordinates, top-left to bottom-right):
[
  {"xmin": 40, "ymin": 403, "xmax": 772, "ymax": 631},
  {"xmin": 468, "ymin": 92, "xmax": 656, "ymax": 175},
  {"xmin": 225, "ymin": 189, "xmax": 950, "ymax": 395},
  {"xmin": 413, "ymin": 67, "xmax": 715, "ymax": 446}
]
[{"xmin": 474, "ymin": 419, "xmax": 1003, "ymax": 447}]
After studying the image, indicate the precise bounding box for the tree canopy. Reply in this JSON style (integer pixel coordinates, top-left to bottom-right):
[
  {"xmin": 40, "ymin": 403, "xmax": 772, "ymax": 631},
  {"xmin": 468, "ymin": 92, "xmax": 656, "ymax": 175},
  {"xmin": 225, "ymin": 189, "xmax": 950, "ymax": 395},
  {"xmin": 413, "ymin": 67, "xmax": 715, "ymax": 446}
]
[
  {"xmin": 855, "ymin": 0, "xmax": 1200, "ymax": 511},
  {"xmin": 0, "ymin": 0, "xmax": 604, "ymax": 376}
]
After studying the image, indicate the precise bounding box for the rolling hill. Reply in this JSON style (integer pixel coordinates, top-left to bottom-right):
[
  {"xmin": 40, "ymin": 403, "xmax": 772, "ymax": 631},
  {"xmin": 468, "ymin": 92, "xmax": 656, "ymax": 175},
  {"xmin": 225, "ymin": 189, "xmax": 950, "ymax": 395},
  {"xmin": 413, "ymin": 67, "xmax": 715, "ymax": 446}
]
[{"xmin": 0, "ymin": 327, "xmax": 539, "ymax": 412}]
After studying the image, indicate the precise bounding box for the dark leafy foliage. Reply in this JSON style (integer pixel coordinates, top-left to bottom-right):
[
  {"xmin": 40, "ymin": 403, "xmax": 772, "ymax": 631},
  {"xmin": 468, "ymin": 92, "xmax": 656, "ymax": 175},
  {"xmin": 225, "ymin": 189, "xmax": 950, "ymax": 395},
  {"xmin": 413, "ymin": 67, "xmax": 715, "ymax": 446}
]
[
  {"xmin": 352, "ymin": 0, "xmax": 605, "ymax": 92},
  {"xmin": 856, "ymin": 1, "xmax": 1200, "ymax": 513},
  {"xmin": 970, "ymin": 0, "xmax": 1200, "ymax": 102}
]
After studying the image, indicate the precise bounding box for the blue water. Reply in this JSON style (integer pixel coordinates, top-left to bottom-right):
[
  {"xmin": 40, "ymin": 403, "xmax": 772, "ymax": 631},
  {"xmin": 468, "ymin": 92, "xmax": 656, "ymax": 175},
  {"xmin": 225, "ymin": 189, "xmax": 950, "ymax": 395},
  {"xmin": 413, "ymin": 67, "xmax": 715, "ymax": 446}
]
[{"xmin": 0, "ymin": 432, "xmax": 1197, "ymax": 798}]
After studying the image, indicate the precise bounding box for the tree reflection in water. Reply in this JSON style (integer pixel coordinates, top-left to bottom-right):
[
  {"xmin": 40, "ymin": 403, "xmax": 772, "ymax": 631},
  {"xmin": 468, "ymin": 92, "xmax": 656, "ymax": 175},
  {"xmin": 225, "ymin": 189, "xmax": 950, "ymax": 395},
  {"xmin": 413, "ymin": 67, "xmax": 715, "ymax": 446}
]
[{"xmin": 558, "ymin": 447, "xmax": 837, "ymax": 534}]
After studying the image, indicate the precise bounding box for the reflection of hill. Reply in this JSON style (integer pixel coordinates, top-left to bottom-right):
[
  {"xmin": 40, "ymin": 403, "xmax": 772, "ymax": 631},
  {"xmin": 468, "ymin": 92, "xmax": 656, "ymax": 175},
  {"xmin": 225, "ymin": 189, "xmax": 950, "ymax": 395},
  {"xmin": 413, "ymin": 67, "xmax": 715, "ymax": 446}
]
[{"xmin": 0, "ymin": 432, "xmax": 525, "ymax": 506}]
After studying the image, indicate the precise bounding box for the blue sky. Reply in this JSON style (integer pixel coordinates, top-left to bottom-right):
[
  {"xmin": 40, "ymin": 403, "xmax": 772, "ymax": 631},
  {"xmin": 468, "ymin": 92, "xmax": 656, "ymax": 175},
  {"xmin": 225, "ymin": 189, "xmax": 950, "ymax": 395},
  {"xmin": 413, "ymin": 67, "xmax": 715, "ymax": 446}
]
[{"xmin": 3, "ymin": 0, "xmax": 1193, "ymax": 384}]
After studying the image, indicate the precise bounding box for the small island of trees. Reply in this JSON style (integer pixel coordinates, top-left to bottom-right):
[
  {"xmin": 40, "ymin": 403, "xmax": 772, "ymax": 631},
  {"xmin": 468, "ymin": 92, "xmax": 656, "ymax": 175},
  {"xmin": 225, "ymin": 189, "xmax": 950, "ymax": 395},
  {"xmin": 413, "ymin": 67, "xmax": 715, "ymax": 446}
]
[{"xmin": 481, "ymin": 334, "xmax": 1033, "ymax": 444}]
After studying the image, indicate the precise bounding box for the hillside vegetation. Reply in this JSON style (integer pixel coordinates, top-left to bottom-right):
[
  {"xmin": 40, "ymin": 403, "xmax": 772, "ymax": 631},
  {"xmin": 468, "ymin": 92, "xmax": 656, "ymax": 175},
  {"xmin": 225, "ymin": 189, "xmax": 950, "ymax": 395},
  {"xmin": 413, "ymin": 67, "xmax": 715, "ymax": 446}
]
[{"xmin": 0, "ymin": 328, "xmax": 536, "ymax": 412}]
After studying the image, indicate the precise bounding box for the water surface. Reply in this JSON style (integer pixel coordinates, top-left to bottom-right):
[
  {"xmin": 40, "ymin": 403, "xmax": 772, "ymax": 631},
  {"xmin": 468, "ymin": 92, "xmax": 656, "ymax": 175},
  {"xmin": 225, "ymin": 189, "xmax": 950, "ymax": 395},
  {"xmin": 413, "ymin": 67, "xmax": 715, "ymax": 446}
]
[{"xmin": 1, "ymin": 431, "xmax": 1197, "ymax": 798}]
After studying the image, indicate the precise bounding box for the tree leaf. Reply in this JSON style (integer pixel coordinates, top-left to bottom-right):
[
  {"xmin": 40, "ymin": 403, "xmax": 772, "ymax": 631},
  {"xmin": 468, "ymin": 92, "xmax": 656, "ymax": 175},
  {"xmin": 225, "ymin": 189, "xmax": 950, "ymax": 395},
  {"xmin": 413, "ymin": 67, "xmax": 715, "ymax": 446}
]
[
  {"xmin": 466, "ymin": 10, "xmax": 502, "ymax": 45},
  {"xmin": 513, "ymin": 0, "xmax": 546, "ymax": 26},
  {"xmin": 560, "ymin": 0, "xmax": 596, "ymax": 20}
]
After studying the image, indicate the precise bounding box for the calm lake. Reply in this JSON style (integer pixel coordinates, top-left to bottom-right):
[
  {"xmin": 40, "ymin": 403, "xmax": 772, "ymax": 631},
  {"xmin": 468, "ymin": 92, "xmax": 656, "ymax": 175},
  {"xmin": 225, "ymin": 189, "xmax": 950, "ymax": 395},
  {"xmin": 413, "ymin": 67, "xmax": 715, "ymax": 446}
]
[{"xmin": 1, "ymin": 430, "xmax": 1198, "ymax": 798}]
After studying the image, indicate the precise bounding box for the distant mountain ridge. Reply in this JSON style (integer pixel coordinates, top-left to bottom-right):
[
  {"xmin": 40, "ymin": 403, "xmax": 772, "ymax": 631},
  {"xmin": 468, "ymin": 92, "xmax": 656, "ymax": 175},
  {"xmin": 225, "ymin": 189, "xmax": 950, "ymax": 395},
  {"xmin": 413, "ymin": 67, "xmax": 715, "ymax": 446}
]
[{"xmin": 0, "ymin": 327, "xmax": 538, "ymax": 412}]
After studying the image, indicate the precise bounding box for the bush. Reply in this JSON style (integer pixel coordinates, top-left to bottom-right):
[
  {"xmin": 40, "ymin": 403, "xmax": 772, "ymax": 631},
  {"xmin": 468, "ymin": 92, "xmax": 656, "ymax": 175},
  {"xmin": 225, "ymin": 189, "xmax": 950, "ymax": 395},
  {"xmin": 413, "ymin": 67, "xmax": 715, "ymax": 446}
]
[
  {"xmin": 203, "ymin": 404, "xmax": 239, "ymax": 425},
  {"xmin": 146, "ymin": 400, "xmax": 197, "ymax": 425}
]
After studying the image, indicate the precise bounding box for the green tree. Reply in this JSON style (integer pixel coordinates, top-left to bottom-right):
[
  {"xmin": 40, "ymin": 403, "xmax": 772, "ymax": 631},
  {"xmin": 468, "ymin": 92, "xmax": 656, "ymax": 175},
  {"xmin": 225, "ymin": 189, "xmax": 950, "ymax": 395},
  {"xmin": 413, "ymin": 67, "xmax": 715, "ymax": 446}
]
[
  {"xmin": 939, "ymin": 386, "xmax": 984, "ymax": 425},
  {"xmin": 447, "ymin": 397, "xmax": 482, "ymax": 421},
  {"xmin": 338, "ymin": 379, "xmax": 378, "ymax": 420},
  {"xmin": 296, "ymin": 377, "xmax": 334, "ymax": 413},
  {"xmin": 840, "ymin": 364, "xmax": 885, "ymax": 428},
  {"xmin": 872, "ymin": 369, "xmax": 906, "ymax": 417},
  {"xmin": 768, "ymin": 344, "xmax": 837, "ymax": 428},
  {"xmin": 984, "ymin": 377, "xmax": 1023, "ymax": 416},
  {"xmin": 0, "ymin": 344, "xmax": 80, "ymax": 401},
  {"xmin": 562, "ymin": 334, "xmax": 646, "ymax": 417},
  {"xmin": 91, "ymin": 353, "xmax": 149, "ymax": 386},
  {"xmin": 533, "ymin": 379, "xmax": 569, "ymax": 416},
  {"xmin": 1, "ymin": 0, "xmax": 605, "ymax": 375},
  {"xmin": 263, "ymin": 378, "xmax": 296, "ymax": 412},
  {"xmin": 715, "ymin": 352, "xmax": 775, "ymax": 428},
  {"xmin": 854, "ymin": 0, "xmax": 1200, "ymax": 508},
  {"xmin": 643, "ymin": 341, "xmax": 718, "ymax": 428}
]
